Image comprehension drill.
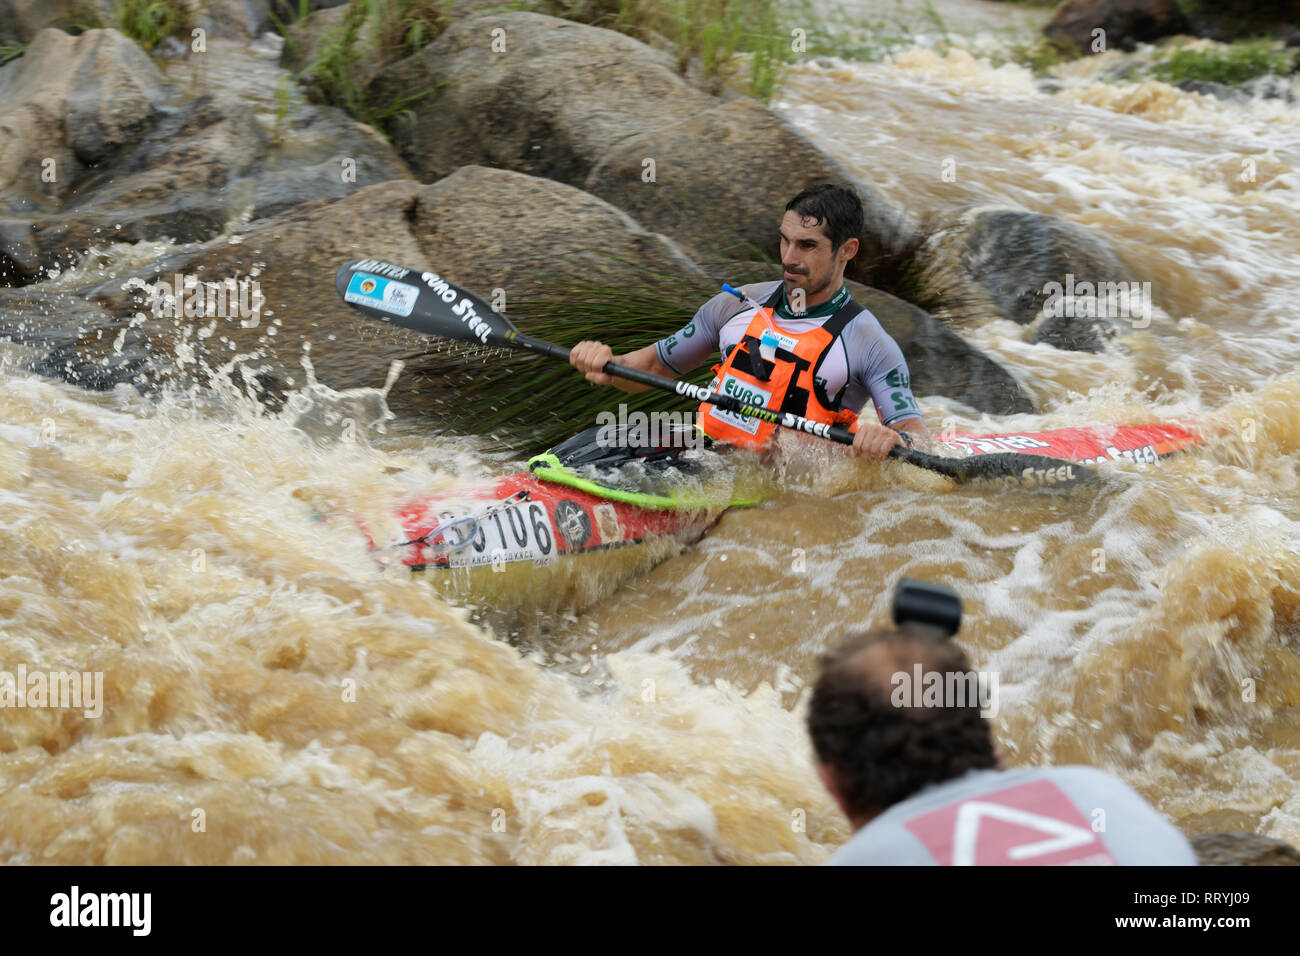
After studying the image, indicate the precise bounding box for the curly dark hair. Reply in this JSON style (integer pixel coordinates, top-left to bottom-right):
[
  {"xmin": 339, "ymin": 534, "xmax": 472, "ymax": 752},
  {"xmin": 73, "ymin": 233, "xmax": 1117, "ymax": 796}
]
[
  {"xmin": 785, "ymin": 184, "xmax": 864, "ymax": 253},
  {"xmin": 807, "ymin": 628, "xmax": 997, "ymax": 818}
]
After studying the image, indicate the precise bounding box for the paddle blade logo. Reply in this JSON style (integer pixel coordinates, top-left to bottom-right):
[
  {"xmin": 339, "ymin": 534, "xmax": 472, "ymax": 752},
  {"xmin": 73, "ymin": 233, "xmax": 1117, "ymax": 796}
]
[{"xmin": 344, "ymin": 271, "xmax": 418, "ymax": 318}]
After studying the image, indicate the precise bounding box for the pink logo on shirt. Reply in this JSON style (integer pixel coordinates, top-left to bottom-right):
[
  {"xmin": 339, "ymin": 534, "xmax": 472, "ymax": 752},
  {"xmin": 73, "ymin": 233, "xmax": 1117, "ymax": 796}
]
[{"xmin": 904, "ymin": 779, "xmax": 1117, "ymax": 865}]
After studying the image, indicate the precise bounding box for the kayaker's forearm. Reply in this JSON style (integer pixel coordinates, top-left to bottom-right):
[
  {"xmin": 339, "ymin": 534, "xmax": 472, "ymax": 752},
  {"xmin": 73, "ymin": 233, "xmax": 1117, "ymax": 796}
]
[
  {"xmin": 607, "ymin": 345, "xmax": 670, "ymax": 393},
  {"xmin": 570, "ymin": 340, "xmax": 670, "ymax": 390},
  {"xmin": 894, "ymin": 416, "xmax": 931, "ymax": 446}
]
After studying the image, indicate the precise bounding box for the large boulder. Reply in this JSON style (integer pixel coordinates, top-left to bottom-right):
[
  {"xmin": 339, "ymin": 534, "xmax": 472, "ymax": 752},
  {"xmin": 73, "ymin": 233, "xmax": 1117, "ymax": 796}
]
[
  {"xmin": 1045, "ymin": 0, "xmax": 1300, "ymax": 53},
  {"xmin": 13, "ymin": 179, "xmax": 429, "ymax": 397},
  {"xmin": 18, "ymin": 167, "xmax": 1033, "ymax": 437},
  {"xmin": 0, "ymin": 29, "xmax": 411, "ymax": 285},
  {"xmin": 1044, "ymin": 0, "xmax": 1186, "ymax": 53},
  {"xmin": 909, "ymin": 207, "xmax": 1138, "ymax": 352},
  {"xmin": 22, "ymin": 92, "xmax": 270, "ymax": 271},
  {"xmin": 372, "ymin": 13, "xmax": 709, "ymax": 184},
  {"xmin": 584, "ymin": 97, "xmax": 909, "ymax": 274},
  {"xmin": 405, "ymin": 165, "xmax": 702, "ymax": 298},
  {"xmin": 0, "ymin": 28, "xmax": 166, "ymax": 282},
  {"xmin": 0, "ymin": 28, "xmax": 165, "ymax": 201},
  {"xmin": 196, "ymin": 1, "xmax": 276, "ymax": 42},
  {"xmin": 243, "ymin": 97, "xmax": 414, "ymax": 220},
  {"xmin": 0, "ymin": 0, "xmax": 113, "ymax": 46},
  {"xmin": 369, "ymin": 12, "xmax": 907, "ymax": 272},
  {"xmin": 15, "ymin": 168, "xmax": 703, "ymax": 412}
]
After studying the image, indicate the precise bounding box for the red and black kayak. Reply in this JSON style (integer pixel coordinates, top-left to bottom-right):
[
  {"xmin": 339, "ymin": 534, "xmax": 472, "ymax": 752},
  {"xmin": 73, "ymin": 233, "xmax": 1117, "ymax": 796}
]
[
  {"xmin": 331, "ymin": 257, "xmax": 1205, "ymax": 571},
  {"xmin": 368, "ymin": 421, "xmax": 1203, "ymax": 571}
]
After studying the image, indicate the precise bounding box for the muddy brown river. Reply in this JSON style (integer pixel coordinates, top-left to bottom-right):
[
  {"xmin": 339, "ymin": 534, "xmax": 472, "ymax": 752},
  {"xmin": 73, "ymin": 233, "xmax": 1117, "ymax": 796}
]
[{"xmin": 2, "ymin": 5, "xmax": 1299, "ymax": 863}]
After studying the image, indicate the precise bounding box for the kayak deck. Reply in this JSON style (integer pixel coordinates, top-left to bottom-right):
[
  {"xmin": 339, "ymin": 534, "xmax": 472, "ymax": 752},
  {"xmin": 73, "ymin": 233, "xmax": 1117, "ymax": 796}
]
[
  {"xmin": 392, "ymin": 470, "xmax": 730, "ymax": 571},
  {"xmin": 374, "ymin": 421, "xmax": 1203, "ymax": 571},
  {"xmin": 937, "ymin": 423, "xmax": 1202, "ymax": 465}
]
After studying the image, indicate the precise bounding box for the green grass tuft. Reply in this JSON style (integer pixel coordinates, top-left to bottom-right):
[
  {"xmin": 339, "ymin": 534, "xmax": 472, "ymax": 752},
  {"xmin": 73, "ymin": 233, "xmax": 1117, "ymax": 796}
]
[
  {"xmin": 115, "ymin": 0, "xmax": 192, "ymax": 50},
  {"xmin": 990, "ymin": 37, "xmax": 1078, "ymax": 76},
  {"xmin": 291, "ymin": 0, "xmax": 449, "ymax": 129},
  {"xmin": 557, "ymin": 0, "xmax": 802, "ymax": 102},
  {"xmin": 1147, "ymin": 39, "xmax": 1297, "ymax": 86},
  {"xmin": 403, "ymin": 265, "xmax": 723, "ymax": 451}
]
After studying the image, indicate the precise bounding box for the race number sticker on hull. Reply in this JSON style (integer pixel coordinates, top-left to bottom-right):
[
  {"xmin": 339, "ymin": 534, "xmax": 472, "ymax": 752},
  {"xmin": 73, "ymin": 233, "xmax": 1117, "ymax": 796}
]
[
  {"xmin": 436, "ymin": 501, "xmax": 557, "ymax": 568},
  {"xmin": 345, "ymin": 272, "xmax": 419, "ymax": 317}
]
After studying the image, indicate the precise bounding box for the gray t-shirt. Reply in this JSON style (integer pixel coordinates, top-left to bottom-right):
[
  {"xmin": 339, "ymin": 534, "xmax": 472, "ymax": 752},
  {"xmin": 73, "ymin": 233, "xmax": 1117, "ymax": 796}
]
[
  {"xmin": 654, "ymin": 281, "xmax": 921, "ymax": 427},
  {"xmin": 827, "ymin": 766, "xmax": 1197, "ymax": 866}
]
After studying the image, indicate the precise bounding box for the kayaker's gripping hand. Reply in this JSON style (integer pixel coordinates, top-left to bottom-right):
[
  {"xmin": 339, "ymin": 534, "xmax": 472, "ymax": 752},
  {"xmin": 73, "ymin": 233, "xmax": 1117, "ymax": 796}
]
[
  {"xmin": 570, "ymin": 340, "xmax": 615, "ymax": 386},
  {"xmin": 851, "ymin": 422, "xmax": 904, "ymax": 461}
]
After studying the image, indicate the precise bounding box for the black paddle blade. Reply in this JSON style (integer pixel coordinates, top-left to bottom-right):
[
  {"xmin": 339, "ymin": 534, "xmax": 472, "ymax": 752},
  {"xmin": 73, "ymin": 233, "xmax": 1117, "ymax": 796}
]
[
  {"xmin": 893, "ymin": 447, "xmax": 1104, "ymax": 490},
  {"xmin": 335, "ymin": 259, "xmax": 518, "ymax": 346}
]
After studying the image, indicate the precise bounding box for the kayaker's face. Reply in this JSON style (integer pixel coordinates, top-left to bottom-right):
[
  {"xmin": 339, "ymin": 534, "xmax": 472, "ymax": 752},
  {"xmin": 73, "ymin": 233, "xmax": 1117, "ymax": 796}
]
[{"xmin": 779, "ymin": 211, "xmax": 858, "ymax": 307}]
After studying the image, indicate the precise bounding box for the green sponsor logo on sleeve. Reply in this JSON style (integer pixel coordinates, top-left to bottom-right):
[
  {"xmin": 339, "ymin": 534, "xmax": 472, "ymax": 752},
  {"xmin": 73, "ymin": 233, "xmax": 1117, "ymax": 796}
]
[{"xmin": 885, "ymin": 368, "xmax": 911, "ymax": 390}]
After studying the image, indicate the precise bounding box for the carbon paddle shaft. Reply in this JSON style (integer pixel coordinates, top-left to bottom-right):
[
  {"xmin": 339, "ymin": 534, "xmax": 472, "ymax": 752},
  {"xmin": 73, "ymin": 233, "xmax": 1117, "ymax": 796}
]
[
  {"xmin": 334, "ymin": 260, "xmax": 1102, "ymax": 490},
  {"xmin": 508, "ymin": 330, "xmax": 859, "ymax": 446},
  {"xmin": 507, "ymin": 332, "xmax": 1099, "ymax": 489}
]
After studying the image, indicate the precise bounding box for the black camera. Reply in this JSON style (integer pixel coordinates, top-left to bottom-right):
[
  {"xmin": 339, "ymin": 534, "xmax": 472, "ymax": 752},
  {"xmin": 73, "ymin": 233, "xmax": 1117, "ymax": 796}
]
[{"xmin": 891, "ymin": 578, "xmax": 962, "ymax": 638}]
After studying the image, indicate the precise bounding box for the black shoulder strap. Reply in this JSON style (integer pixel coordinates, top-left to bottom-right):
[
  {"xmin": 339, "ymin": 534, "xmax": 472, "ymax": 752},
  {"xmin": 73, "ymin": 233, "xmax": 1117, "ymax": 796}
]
[
  {"xmin": 761, "ymin": 284, "xmax": 784, "ymax": 309},
  {"xmin": 810, "ymin": 297, "xmax": 866, "ymax": 411},
  {"xmin": 820, "ymin": 296, "xmax": 863, "ymax": 340}
]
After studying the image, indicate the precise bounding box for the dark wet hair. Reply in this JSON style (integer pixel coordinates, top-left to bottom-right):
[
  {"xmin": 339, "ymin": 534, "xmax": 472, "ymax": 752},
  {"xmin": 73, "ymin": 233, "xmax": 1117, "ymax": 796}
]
[
  {"xmin": 785, "ymin": 184, "xmax": 864, "ymax": 252},
  {"xmin": 807, "ymin": 627, "xmax": 997, "ymax": 817}
]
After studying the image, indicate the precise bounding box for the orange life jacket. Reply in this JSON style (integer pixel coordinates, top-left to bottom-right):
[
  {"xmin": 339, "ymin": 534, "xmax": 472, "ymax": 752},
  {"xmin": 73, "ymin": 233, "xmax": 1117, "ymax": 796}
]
[{"xmin": 698, "ymin": 286, "xmax": 863, "ymax": 450}]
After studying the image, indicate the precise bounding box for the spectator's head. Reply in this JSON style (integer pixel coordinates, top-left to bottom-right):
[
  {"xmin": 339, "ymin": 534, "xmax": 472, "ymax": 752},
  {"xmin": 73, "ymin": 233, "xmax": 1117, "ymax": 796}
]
[{"xmin": 807, "ymin": 627, "xmax": 998, "ymax": 829}]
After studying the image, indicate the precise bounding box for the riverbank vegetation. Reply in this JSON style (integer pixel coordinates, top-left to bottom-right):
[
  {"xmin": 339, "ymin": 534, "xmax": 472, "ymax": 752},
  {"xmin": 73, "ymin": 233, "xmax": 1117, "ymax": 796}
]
[{"xmin": 1145, "ymin": 38, "xmax": 1298, "ymax": 85}]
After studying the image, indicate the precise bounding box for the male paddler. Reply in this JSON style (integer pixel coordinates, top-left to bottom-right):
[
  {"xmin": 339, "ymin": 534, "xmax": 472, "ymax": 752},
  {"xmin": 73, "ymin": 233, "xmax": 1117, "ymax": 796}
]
[{"xmin": 569, "ymin": 184, "xmax": 930, "ymax": 460}]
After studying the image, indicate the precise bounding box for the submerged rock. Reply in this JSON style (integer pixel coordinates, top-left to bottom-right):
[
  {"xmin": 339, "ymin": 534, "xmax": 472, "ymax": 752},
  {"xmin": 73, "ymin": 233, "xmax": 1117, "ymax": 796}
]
[
  {"xmin": 910, "ymin": 208, "xmax": 1139, "ymax": 353},
  {"xmin": 1192, "ymin": 831, "xmax": 1300, "ymax": 865},
  {"xmin": 1046, "ymin": 0, "xmax": 1300, "ymax": 53},
  {"xmin": 846, "ymin": 282, "xmax": 1035, "ymax": 416}
]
